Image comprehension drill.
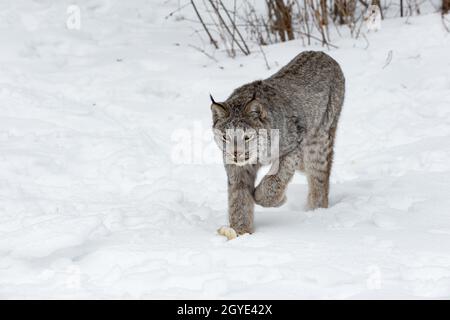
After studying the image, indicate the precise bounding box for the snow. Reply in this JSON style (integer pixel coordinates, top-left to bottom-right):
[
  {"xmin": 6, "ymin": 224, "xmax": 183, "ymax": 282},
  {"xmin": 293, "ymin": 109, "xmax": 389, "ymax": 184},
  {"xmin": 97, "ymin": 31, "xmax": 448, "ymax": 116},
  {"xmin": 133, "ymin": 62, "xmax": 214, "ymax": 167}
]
[{"xmin": 0, "ymin": 0, "xmax": 450, "ymax": 299}]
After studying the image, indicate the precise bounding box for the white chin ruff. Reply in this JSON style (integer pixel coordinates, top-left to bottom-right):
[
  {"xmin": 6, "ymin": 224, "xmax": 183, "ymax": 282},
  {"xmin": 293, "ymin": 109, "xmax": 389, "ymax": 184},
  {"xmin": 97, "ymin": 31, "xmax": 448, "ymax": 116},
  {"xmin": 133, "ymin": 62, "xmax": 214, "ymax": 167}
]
[{"xmin": 231, "ymin": 157, "xmax": 257, "ymax": 166}]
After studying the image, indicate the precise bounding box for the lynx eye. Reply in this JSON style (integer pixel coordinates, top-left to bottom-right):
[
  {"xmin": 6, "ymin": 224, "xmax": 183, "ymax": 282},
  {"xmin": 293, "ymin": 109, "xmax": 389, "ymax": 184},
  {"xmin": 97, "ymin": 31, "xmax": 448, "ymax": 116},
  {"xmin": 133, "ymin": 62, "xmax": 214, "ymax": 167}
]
[
  {"xmin": 244, "ymin": 134, "xmax": 255, "ymax": 142},
  {"xmin": 221, "ymin": 134, "xmax": 229, "ymax": 142}
]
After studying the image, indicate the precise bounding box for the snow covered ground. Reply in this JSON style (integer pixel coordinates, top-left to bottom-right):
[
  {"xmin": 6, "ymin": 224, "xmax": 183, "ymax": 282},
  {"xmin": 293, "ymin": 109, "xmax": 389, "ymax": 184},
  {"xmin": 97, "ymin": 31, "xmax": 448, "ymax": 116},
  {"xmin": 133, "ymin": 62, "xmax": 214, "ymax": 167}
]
[{"xmin": 0, "ymin": 0, "xmax": 450, "ymax": 299}]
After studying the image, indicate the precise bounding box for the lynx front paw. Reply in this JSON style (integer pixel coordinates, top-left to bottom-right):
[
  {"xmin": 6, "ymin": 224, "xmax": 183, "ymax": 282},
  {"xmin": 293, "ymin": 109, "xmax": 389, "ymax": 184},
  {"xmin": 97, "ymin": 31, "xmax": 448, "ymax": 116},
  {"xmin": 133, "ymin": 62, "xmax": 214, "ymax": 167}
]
[
  {"xmin": 217, "ymin": 226, "xmax": 237, "ymax": 240},
  {"xmin": 254, "ymin": 176, "xmax": 287, "ymax": 208}
]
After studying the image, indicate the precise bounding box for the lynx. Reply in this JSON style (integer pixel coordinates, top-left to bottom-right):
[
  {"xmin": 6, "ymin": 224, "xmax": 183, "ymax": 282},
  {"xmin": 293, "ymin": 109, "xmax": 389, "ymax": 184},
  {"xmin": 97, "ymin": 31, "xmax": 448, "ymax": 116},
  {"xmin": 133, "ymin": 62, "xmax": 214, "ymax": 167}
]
[{"xmin": 210, "ymin": 51, "xmax": 345, "ymax": 239}]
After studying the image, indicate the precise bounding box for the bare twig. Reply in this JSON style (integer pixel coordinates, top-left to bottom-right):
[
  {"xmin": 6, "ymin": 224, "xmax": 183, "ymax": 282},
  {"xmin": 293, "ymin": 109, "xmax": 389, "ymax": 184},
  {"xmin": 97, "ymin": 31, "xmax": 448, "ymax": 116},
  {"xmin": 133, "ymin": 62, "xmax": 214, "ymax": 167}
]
[
  {"xmin": 355, "ymin": 10, "xmax": 366, "ymax": 39},
  {"xmin": 382, "ymin": 50, "xmax": 393, "ymax": 69},
  {"xmin": 442, "ymin": 14, "xmax": 450, "ymax": 32},
  {"xmin": 219, "ymin": 0, "xmax": 251, "ymax": 55},
  {"xmin": 362, "ymin": 33, "xmax": 370, "ymax": 49},
  {"xmin": 188, "ymin": 44, "xmax": 219, "ymax": 62},
  {"xmin": 208, "ymin": 0, "xmax": 250, "ymax": 55},
  {"xmin": 258, "ymin": 42, "xmax": 271, "ymax": 70},
  {"xmin": 303, "ymin": 0, "xmax": 311, "ymax": 45},
  {"xmin": 191, "ymin": 0, "xmax": 219, "ymax": 49},
  {"xmin": 296, "ymin": 31, "xmax": 338, "ymax": 48},
  {"xmin": 262, "ymin": 15, "xmax": 274, "ymax": 44},
  {"xmin": 231, "ymin": 0, "xmax": 237, "ymax": 55},
  {"xmin": 359, "ymin": 0, "xmax": 369, "ymax": 8},
  {"xmin": 165, "ymin": 2, "xmax": 191, "ymax": 19}
]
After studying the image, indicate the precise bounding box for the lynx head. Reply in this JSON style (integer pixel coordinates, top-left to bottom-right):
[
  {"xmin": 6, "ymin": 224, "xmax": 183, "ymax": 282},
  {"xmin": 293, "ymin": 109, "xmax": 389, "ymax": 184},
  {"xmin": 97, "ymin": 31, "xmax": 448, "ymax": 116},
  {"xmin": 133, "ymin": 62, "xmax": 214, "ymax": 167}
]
[{"xmin": 210, "ymin": 93, "xmax": 270, "ymax": 166}]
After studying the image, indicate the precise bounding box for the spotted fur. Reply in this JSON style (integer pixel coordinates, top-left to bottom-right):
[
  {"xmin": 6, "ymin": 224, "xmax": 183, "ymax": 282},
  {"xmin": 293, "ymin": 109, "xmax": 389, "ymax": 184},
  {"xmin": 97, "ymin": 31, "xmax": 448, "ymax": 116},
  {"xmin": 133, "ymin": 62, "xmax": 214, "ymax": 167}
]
[{"xmin": 211, "ymin": 51, "xmax": 345, "ymax": 236}]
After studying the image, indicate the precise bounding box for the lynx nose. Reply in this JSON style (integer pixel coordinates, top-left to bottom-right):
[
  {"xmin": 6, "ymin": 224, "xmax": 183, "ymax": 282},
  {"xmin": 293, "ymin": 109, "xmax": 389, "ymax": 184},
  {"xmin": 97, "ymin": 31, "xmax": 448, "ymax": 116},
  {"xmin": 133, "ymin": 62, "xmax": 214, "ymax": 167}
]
[{"xmin": 234, "ymin": 151, "xmax": 247, "ymax": 162}]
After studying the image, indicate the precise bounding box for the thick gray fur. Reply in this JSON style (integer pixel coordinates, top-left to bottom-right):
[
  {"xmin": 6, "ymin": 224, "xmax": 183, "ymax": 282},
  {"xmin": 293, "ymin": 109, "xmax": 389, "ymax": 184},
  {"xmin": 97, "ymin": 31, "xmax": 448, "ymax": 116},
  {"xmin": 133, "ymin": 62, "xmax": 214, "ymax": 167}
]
[{"xmin": 211, "ymin": 51, "xmax": 345, "ymax": 235}]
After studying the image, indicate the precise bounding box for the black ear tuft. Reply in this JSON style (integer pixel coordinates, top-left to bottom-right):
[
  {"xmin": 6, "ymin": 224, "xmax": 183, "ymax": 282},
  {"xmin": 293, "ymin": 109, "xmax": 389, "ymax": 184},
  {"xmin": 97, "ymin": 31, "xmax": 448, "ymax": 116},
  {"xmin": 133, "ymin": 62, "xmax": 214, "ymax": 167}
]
[
  {"xmin": 210, "ymin": 94, "xmax": 216, "ymax": 105},
  {"xmin": 210, "ymin": 95, "xmax": 228, "ymax": 122}
]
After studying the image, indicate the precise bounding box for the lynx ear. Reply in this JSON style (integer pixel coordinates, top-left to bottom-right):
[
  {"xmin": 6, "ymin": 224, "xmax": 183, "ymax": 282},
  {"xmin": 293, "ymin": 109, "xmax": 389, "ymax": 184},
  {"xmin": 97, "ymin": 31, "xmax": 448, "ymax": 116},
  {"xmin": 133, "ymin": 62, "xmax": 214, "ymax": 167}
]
[
  {"xmin": 210, "ymin": 94, "xmax": 228, "ymax": 122},
  {"xmin": 244, "ymin": 97, "xmax": 267, "ymax": 120}
]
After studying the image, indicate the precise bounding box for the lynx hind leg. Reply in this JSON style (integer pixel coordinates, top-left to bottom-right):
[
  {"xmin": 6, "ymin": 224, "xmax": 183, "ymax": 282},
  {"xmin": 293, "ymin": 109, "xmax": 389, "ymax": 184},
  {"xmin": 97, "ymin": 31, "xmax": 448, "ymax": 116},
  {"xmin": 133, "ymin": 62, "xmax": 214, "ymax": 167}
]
[{"xmin": 303, "ymin": 130, "xmax": 335, "ymax": 210}]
